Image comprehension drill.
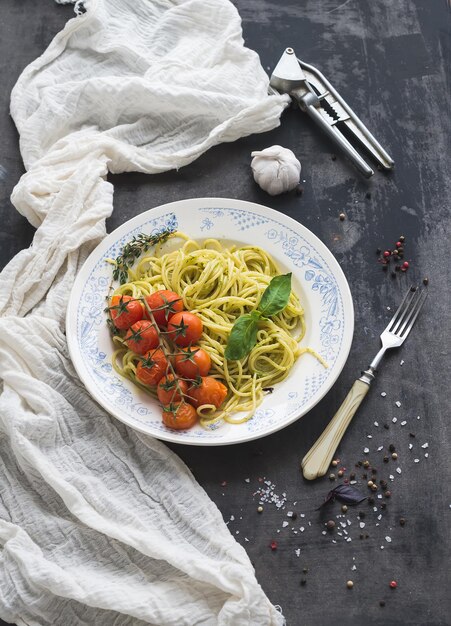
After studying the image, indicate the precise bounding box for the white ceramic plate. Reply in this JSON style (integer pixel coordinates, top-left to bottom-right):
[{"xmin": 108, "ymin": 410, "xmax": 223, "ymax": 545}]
[{"xmin": 66, "ymin": 198, "xmax": 354, "ymax": 445}]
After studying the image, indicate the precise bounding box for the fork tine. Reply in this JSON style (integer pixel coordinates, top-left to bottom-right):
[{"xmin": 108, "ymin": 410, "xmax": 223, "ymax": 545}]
[
  {"xmin": 391, "ymin": 288, "xmax": 421, "ymax": 334},
  {"xmin": 386, "ymin": 288, "xmax": 415, "ymax": 333},
  {"xmin": 397, "ymin": 289, "xmax": 428, "ymax": 337}
]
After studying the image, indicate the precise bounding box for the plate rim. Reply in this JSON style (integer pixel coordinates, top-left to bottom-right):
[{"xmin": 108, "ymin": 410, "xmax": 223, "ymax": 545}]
[{"xmin": 66, "ymin": 197, "xmax": 354, "ymax": 446}]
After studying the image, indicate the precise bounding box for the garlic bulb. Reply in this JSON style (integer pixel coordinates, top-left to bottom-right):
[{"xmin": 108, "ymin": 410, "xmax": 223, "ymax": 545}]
[{"xmin": 251, "ymin": 145, "xmax": 301, "ymax": 196}]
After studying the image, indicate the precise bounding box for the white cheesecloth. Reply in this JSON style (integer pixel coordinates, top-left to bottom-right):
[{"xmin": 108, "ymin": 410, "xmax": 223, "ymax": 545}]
[{"xmin": 0, "ymin": 0, "xmax": 290, "ymax": 624}]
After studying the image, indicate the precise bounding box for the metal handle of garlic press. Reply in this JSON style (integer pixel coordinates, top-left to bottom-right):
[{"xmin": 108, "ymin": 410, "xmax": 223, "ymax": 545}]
[{"xmin": 297, "ymin": 91, "xmax": 374, "ymax": 178}]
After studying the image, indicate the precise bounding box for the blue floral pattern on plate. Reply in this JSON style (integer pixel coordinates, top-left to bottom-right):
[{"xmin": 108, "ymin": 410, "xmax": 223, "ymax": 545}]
[{"xmin": 69, "ymin": 200, "xmax": 352, "ymax": 445}]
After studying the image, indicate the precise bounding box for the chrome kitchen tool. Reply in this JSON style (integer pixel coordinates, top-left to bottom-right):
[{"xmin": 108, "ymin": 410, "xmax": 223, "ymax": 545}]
[
  {"xmin": 301, "ymin": 287, "xmax": 427, "ymax": 480},
  {"xmin": 269, "ymin": 47, "xmax": 394, "ymax": 178}
]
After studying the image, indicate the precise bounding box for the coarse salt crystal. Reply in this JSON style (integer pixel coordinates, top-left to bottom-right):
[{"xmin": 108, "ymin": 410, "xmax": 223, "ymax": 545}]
[
  {"xmin": 392, "ymin": 417, "xmax": 397, "ymax": 423},
  {"xmin": 300, "ymin": 527, "xmax": 305, "ymax": 532},
  {"xmin": 245, "ymin": 478, "xmax": 250, "ymax": 483},
  {"xmin": 400, "ymin": 360, "xmax": 404, "ymax": 366},
  {"xmin": 395, "ymin": 401, "xmax": 401, "ymax": 407},
  {"xmin": 322, "ymin": 531, "xmax": 327, "ymax": 535},
  {"xmin": 381, "ymin": 546, "xmax": 384, "ymax": 550},
  {"xmin": 287, "ymin": 511, "xmax": 294, "ymax": 517},
  {"xmin": 359, "ymin": 522, "xmax": 365, "ymax": 529},
  {"xmin": 377, "ymin": 446, "xmax": 383, "ymax": 451},
  {"xmin": 377, "ymin": 494, "xmax": 383, "ymax": 499},
  {"xmin": 389, "ymin": 475, "xmax": 394, "ymax": 481},
  {"xmin": 381, "ymin": 392, "xmax": 387, "ymax": 397},
  {"xmin": 230, "ymin": 515, "xmax": 235, "ymax": 521},
  {"xmin": 414, "ymin": 459, "xmax": 420, "ymax": 463},
  {"xmin": 374, "ymin": 421, "xmax": 379, "ymax": 427},
  {"xmin": 396, "ymin": 467, "xmax": 402, "ymax": 474},
  {"xmin": 282, "ymin": 521, "xmax": 289, "ymax": 528},
  {"xmin": 367, "ymin": 435, "xmax": 373, "ymax": 439},
  {"xmin": 332, "ymin": 540, "xmax": 337, "ymax": 544},
  {"xmin": 301, "ymin": 514, "xmax": 305, "ymax": 518},
  {"xmin": 385, "ymin": 536, "xmax": 392, "ymax": 543},
  {"xmin": 235, "ymin": 530, "xmax": 239, "ymax": 534},
  {"xmin": 346, "ymin": 537, "xmax": 352, "ymax": 542},
  {"xmin": 363, "ymin": 447, "xmax": 370, "ymax": 454},
  {"xmin": 352, "ymin": 565, "xmax": 357, "ymax": 570},
  {"xmin": 409, "ymin": 444, "xmax": 413, "ymax": 450},
  {"xmin": 401, "ymin": 421, "xmax": 407, "ymax": 426},
  {"xmin": 347, "ymin": 519, "xmax": 352, "ymax": 526},
  {"xmin": 340, "ymin": 521, "xmax": 347, "ymax": 528},
  {"xmin": 373, "ymin": 506, "xmax": 378, "ymax": 512},
  {"xmin": 421, "ymin": 443, "xmax": 429, "ymax": 449},
  {"xmin": 378, "ymin": 514, "xmax": 382, "ymax": 520},
  {"xmin": 350, "ymin": 480, "xmax": 357, "ymax": 485},
  {"xmin": 417, "ymin": 415, "xmax": 421, "ymax": 420},
  {"xmin": 295, "ymin": 548, "xmax": 300, "ymax": 557},
  {"xmin": 245, "ymin": 537, "xmax": 249, "ymax": 542},
  {"xmin": 425, "ymin": 453, "xmax": 429, "ymax": 458}
]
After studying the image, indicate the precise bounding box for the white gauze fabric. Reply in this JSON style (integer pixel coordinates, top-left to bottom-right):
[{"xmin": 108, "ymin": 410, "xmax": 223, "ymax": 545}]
[{"xmin": 0, "ymin": 1, "xmax": 290, "ymax": 624}]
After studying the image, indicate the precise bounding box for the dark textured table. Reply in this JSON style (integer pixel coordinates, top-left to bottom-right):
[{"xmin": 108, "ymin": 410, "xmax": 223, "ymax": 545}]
[{"xmin": 1, "ymin": 2, "xmax": 450, "ymax": 625}]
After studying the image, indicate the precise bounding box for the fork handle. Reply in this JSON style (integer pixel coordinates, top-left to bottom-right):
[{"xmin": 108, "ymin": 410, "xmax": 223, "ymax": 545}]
[{"xmin": 301, "ymin": 379, "xmax": 370, "ymax": 480}]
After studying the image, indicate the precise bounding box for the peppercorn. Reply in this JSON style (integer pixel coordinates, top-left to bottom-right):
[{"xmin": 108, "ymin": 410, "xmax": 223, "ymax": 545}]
[
  {"xmin": 329, "ymin": 473, "xmax": 336, "ymax": 480},
  {"xmin": 380, "ymin": 502, "xmax": 387, "ymax": 510},
  {"xmin": 339, "ymin": 212, "xmax": 346, "ymax": 221},
  {"xmin": 395, "ymin": 264, "xmax": 401, "ymax": 271},
  {"xmin": 391, "ymin": 271, "xmax": 396, "ymax": 278},
  {"xmin": 337, "ymin": 470, "xmax": 344, "ymax": 478},
  {"xmin": 396, "ymin": 241, "xmax": 402, "ymax": 248},
  {"xmin": 358, "ymin": 511, "xmax": 365, "ymax": 519},
  {"xmin": 367, "ymin": 480, "xmax": 374, "ymax": 488},
  {"xmin": 270, "ymin": 540, "xmax": 278, "ymax": 550},
  {"xmin": 399, "ymin": 235, "xmax": 405, "ymax": 242},
  {"xmin": 383, "ymin": 424, "xmax": 389, "ymax": 430},
  {"xmin": 357, "ymin": 461, "xmax": 363, "ymax": 467},
  {"xmin": 399, "ymin": 517, "xmax": 406, "ymax": 526},
  {"xmin": 383, "ymin": 251, "xmax": 391, "ymax": 258},
  {"xmin": 366, "ymin": 192, "xmax": 372, "ymax": 199},
  {"xmin": 423, "ymin": 277, "xmax": 429, "ymax": 286},
  {"xmin": 380, "ymin": 600, "xmax": 386, "ymax": 607},
  {"xmin": 371, "ymin": 484, "xmax": 378, "ymax": 492},
  {"xmin": 389, "ymin": 444, "xmax": 396, "ymax": 452},
  {"xmin": 363, "ymin": 460, "xmax": 370, "ymax": 468},
  {"xmin": 402, "ymin": 261, "xmax": 409, "ymax": 269},
  {"xmin": 384, "ymin": 490, "xmax": 391, "ymax": 498},
  {"xmin": 326, "ymin": 520, "xmax": 336, "ymax": 530},
  {"xmin": 380, "ymin": 480, "xmax": 388, "ymax": 489},
  {"xmin": 389, "ymin": 580, "xmax": 397, "ymax": 589},
  {"xmin": 393, "ymin": 249, "xmax": 399, "ymax": 256},
  {"xmin": 331, "ymin": 459, "xmax": 338, "ymax": 467},
  {"xmin": 291, "ymin": 513, "xmax": 298, "ymax": 520},
  {"xmin": 391, "ymin": 452, "xmax": 398, "ymax": 460},
  {"xmin": 346, "ymin": 581, "xmax": 354, "ymax": 589},
  {"xmin": 342, "ymin": 505, "xmax": 348, "ymax": 513},
  {"xmin": 302, "ymin": 567, "xmax": 309, "ymax": 574},
  {"xmin": 257, "ymin": 506, "xmax": 263, "ymax": 513},
  {"xmin": 350, "ymin": 473, "xmax": 356, "ymax": 480},
  {"xmin": 409, "ymin": 432, "xmax": 416, "ymax": 438},
  {"xmin": 383, "ymin": 456, "xmax": 389, "ymax": 463},
  {"xmin": 371, "ymin": 468, "xmax": 377, "ymax": 474},
  {"xmin": 300, "ymin": 579, "xmax": 307, "ymax": 586},
  {"xmin": 359, "ymin": 533, "xmax": 364, "ymax": 539},
  {"xmin": 376, "ymin": 247, "xmax": 381, "ymax": 254},
  {"xmin": 368, "ymin": 496, "xmax": 375, "ymax": 504}
]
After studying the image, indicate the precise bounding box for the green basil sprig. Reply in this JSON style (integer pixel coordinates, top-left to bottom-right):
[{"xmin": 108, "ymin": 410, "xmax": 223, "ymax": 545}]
[{"xmin": 224, "ymin": 273, "xmax": 292, "ymax": 361}]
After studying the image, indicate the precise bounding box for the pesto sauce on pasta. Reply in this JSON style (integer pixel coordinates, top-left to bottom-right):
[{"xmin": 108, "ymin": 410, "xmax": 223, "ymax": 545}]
[{"xmin": 110, "ymin": 232, "xmax": 322, "ymax": 428}]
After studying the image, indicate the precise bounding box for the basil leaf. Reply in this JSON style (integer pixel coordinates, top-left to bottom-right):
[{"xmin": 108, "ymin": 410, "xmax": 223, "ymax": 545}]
[
  {"xmin": 316, "ymin": 484, "xmax": 367, "ymax": 510},
  {"xmin": 257, "ymin": 273, "xmax": 292, "ymax": 317},
  {"xmin": 225, "ymin": 312, "xmax": 260, "ymax": 360}
]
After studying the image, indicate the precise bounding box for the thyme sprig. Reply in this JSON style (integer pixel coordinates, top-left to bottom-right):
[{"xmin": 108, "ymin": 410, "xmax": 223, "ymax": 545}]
[{"xmin": 112, "ymin": 227, "xmax": 176, "ymax": 284}]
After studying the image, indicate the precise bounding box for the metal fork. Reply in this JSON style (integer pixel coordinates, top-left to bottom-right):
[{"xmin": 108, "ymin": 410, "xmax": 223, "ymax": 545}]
[{"xmin": 301, "ymin": 287, "xmax": 428, "ymax": 480}]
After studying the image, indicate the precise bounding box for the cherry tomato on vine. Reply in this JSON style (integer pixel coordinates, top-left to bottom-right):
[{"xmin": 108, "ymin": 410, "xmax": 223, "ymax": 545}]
[
  {"xmin": 135, "ymin": 348, "xmax": 168, "ymax": 386},
  {"xmin": 157, "ymin": 374, "xmax": 188, "ymax": 405},
  {"xmin": 145, "ymin": 290, "xmax": 184, "ymax": 328},
  {"xmin": 174, "ymin": 345, "xmax": 211, "ymax": 379},
  {"xmin": 124, "ymin": 320, "xmax": 159, "ymax": 355},
  {"xmin": 188, "ymin": 377, "xmax": 228, "ymax": 409},
  {"xmin": 167, "ymin": 312, "xmax": 203, "ymax": 347},
  {"xmin": 109, "ymin": 294, "xmax": 143, "ymax": 329},
  {"xmin": 162, "ymin": 402, "xmax": 198, "ymax": 430}
]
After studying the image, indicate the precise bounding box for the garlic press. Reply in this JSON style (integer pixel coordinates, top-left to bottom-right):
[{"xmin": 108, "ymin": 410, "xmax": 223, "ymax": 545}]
[{"xmin": 269, "ymin": 47, "xmax": 394, "ymax": 178}]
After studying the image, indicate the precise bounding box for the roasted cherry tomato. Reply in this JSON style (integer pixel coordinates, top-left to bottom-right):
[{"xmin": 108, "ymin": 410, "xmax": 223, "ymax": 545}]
[
  {"xmin": 162, "ymin": 402, "xmax": 198, "ymax": 430},
  {"xmin": 167, "ymin": 312, "xmax": 203, "ymax": 347},
  {"xmin": 145, "ymin": 290, "xmax": 184, "ymax": 328},
  {"xmin": 157, "ymin": 374, "xmax": 188, "ymax": 405},
  {"xmin": 124, "ymin": 320, "xmax": 159, "ymax": 355},
  {"xmin": 188, "ymin": 376, "xmax": 228, "ymax": 409},
  {"xmin": 174, "ymin": 345, "xmax": 211, "ymax": 379},
  {"xmin": 109, "ymin": 294, "xmax": 143, "ymax": 329},
  {"xmin": 136, "ymin": 348, "xmax": 168, "ymax": 386}
]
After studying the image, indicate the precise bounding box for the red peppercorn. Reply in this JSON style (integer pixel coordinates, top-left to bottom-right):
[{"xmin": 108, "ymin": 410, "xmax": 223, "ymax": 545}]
[
  {"xmin": 389, "ymin": 580, "xmax": 397, "ymax": 589},
  {"xmin": 396, "ymin": 241, "xmax": 402, "ymax": 248},
  {"xmin": 402, "ymin": 261, "xmax": 409, "ymax": 269},
  {"xmin": 270, "ymin": 540, "xmax": 278, "ymax": 551},
  {"xmin": 383, "ymin": 251, "xmax": 391, "ymax": 258}
]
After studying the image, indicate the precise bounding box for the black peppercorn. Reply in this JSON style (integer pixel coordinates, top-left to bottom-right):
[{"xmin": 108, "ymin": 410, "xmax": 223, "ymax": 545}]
[
  {"xmin": 389, "ymin": 444, "xmax": 396, "ymax": 452},
  {"xmin": 368, "ymin": 496, "xmax": 375, "ymax": 504},
  {"xmin": 366, "ymin": 192, "xmax": 372, "ymax": 199},
  {"xmin": 423, "ymin": 277, "xmax": 429, "ymax": 286},
  {"xmin": 383, "ymin": 456, "xmax": 389, "ymax": 463},
  {"xmin": 291, "ymin": 513, "xmax": 298, "ymax": 520},
  {"xmin": 400, "ymin": 517, "xmax": 406, "ymax": 526},
  {"xmin": 300, "ymin": 579, "xmax": 307, "ymax": 586},
  {"xmin": 380, "ymin": 600, "xmax": 386, "ymax": 607}
]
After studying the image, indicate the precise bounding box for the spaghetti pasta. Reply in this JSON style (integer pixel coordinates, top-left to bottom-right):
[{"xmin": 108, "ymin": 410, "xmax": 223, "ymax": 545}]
[{"xmin": 109, "ymin": 232, "xmax": 322, "ymax": 428}]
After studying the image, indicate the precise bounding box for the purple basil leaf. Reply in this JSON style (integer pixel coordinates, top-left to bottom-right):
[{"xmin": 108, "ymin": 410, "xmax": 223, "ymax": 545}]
[{"xmin": 317, "ymin": 484, "xmax": 367, "ymax": 509}]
